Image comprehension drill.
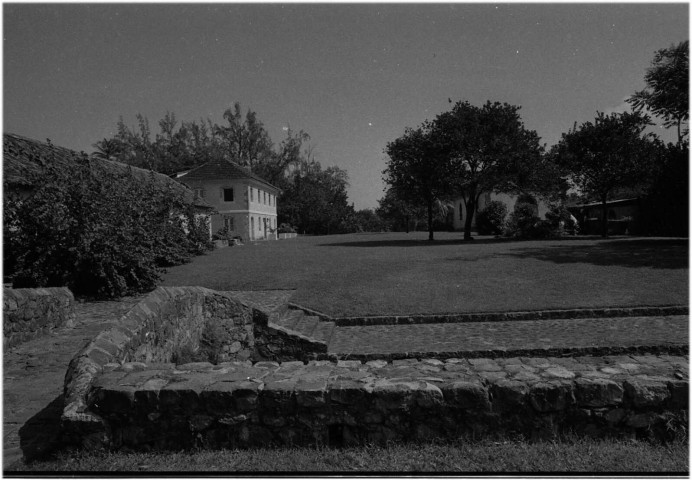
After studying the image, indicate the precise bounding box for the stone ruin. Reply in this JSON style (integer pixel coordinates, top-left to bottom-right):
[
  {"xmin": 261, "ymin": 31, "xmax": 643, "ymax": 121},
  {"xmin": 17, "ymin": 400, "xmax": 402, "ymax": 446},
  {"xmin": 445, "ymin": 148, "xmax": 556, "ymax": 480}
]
[{"xmin": 60, "ymin": 286, "xmax": 689, "ymax": 452}]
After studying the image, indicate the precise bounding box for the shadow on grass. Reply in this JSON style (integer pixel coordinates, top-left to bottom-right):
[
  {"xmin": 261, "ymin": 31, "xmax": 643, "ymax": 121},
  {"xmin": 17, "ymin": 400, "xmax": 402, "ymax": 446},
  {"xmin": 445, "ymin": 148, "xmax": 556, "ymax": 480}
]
[
  {"xmin": 18, "ymin": 394, "xmax": 64, "ymax": 463},
  {"xmin": 318, "ymin": 238, "xmax": 507, "ymax": 248},
  {"xmin": 502, "ymin": 239, "xmax": 688, "ymax": 269}
]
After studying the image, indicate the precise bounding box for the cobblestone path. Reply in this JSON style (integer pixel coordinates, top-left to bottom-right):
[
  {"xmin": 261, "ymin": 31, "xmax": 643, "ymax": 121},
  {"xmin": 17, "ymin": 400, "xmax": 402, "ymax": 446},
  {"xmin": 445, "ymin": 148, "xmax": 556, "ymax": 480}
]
[
  {"xmin": 3, "ymin": 297, "xmax": 141, "ymax": 469},
  {"xmin": 328, "ymin": 315, "xmax": 689, "ymax": 359}
]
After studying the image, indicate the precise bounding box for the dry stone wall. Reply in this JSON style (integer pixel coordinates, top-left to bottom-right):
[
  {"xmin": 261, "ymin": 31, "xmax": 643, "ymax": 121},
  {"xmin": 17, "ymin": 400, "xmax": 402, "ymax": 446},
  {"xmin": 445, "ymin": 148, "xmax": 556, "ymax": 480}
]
[
  {"xmin": 61, "ymin": 286, "xmax": 256, "ymax": 447},
  {"xmin": 82, "ymin": 354, "xmax": 687, "ymax": 451},
  {"xmin": 3, "ymin": 287, "xmax": 75, "ymax": 348}
]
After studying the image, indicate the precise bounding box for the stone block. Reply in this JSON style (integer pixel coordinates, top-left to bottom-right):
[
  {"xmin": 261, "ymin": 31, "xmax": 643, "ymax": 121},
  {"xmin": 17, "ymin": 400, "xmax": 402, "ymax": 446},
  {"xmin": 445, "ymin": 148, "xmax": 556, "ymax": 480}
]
[
  {"xmin": 529, "ymin": 381, "xmax": 574, "ymax": 412},
  {"xmin": 90, "ymin": 385, "xmax": 136, "ymax": 414},
  {"xmin": 372, "ymin": 381, "xmax": 417, "ymax": 411},
  {"xmin": 667, "ymin": 380, "xmax": 689, "ymax": 409},
  {"xmin": 574, "ymin": 378, "xmax": 624, "ymax": 407},
  {"xmin": 490, "ymin": 380, "xmax": 530, "ymax": 412},
  {"xmin": 623, "ymin": 379, "xmax": 671, "ymax": 408},
  {"xmin": 442, "ymin": 380, "xmax": 490, "ymax": 410}
]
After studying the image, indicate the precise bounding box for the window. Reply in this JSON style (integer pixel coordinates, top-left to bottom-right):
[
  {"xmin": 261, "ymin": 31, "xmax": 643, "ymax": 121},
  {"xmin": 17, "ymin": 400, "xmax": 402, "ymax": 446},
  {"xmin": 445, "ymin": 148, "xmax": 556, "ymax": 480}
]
[
  {"xmin": 224, "ymin": 216, "xmax": 234, "ymax": 230},
  {"xmin": 250, "ymin": 187, "xmax": 254, "ymax": 202},
  {"xmin": 263, "ymin": 191, "xmax": 267, "ymax": 204},
  {"xmin": 194, "ymin": 188, "xmax": 205, "ymax": 198},
  {"xmin": 223, "ymin": 188, "xmax": 234, "ymax": 202},
  {"xmin": 258, "ymin": 217, "xmax": 262, "ymax": 230}
]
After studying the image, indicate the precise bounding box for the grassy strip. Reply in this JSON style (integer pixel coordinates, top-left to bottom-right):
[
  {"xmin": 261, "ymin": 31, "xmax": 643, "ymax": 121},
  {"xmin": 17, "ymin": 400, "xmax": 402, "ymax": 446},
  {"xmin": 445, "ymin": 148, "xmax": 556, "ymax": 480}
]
[{"xmin": 12, "ymin": 437, "xmax": 688, "ymax": 473}]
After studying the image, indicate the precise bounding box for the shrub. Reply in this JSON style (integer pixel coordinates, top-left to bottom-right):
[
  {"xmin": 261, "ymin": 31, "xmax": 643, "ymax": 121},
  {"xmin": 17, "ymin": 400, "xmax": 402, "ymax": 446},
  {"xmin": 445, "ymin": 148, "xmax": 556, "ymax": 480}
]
[
  {"xmin": 278, "ymin": 223, "xmax": 296, "ymax": 234},
  {"xmin": 476, "ymin": 200, "xmax": 508, "ymax": 235},
  {"xmin": 4, "ymin": 152, "xmax": 213, "ymax": 299},
  {"xmin": 505, "ymin": 202, "xmax": 541, "ymax": 238}
]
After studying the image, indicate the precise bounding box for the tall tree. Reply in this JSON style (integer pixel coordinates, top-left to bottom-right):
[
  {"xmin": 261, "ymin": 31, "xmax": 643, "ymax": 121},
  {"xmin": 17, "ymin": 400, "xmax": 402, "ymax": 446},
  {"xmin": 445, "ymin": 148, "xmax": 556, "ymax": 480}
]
[
  {"xmin": 377, "ymin": 187, "xmax": 427, "ymax": 233},
  {"xmin": 217, "ymin": 102, "xmax": 273, "ymax": 169},
  {"xmin": 384, "ymin": 123, "xmax": 454, "ymax": 241},
  {"xmin": 551, "ymin": 111, "xmax": 660, "ymax": 237},
  {"xmin": 627, "ymin": 41, "xmax": 689, "ymax": 145},
  {"xmin": 434, "ymin": 100, "xmax": 546, "ymax": 240}
]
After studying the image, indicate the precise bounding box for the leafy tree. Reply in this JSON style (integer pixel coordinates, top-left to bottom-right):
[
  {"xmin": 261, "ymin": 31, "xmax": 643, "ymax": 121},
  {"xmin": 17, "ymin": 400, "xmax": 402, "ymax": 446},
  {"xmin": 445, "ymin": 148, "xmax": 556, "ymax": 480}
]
[
  {"xmin": 384, "ymin": 123, "xmax": 454, "ymax": 241},
  {"xmin": 628, "ymin": 41, "xmax": 689, "ymax": 144},
  {"xmin": 376, "ymin": 187, "xmax": 427, "ymax": 233},
  {"xmin": 279, "ymin": 160, "xmax": 354, "ymax": 235},
  {"xmin": 434, "ymin": 100, "xmax": 547, "ymax": 240},
  {"xmin": 550, "ymin": 111, "xmax": 660, "ymax": 237},
  {"xmin": 216, "ymin": 102, "xmax": 273, "ymax": 169}
]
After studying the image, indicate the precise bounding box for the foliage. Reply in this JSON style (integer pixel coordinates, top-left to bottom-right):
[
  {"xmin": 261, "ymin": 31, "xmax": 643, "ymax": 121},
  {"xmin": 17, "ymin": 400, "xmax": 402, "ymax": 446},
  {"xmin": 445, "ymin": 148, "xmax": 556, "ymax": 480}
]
[
  {"xmin": 476, "ymin": 200, "xmax": 508, "ymax": 235},
  {"xmin": 639, "ymin": 142, "xmax": 689, "ymax": 236},
  {"xmin": 279, "ymin": 160, "xmax": 355, "ymax": 235},
  {"xmin": 628, "ymin": 41, "xmax": 689, "ymax": 144},
  {"xmin": 384, "ymin": 122, "xmax": 455, "ymax": 240},
  {"xmin": 544, "ymin": 204, "xmax": 579, "ymax": 235},
  {"xmin": 277, "ymin": 223, "xmax": 296, "ymax": 234},
  {"xmin": 376, "ymin": 187, "xmax": 428, "ymax": 233},
  {"xmin": 505, "ymin": 202, "xmax": 542, "ymax": 238},
  {"xmin": 433, "ymin": 100, "xmax": 549, "ymax": 240},
  {"xmin": 550, "ymin": 111, "xmax": 661, "ymax": 237},
  {"xmin": 4, "ymin": 152, "xmax": 212, "ymax": 299}
]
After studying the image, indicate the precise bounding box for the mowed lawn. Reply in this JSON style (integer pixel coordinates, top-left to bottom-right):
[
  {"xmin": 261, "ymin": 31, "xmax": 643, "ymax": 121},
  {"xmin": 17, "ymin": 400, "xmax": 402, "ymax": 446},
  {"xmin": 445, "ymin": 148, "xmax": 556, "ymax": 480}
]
[{"xmin": 162, "ymin": 232, "xmax": 688, "ymax": 317}]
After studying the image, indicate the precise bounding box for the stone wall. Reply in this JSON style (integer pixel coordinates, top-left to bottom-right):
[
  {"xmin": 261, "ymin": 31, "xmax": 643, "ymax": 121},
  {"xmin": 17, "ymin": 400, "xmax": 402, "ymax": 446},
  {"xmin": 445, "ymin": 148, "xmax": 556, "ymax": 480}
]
[
  {"xmin": 80, "ymin": 354, "xmax": 687, "ymax": 451},
  {"xmin": 61, "ymin": 286, "xmax": 255, "ymax": 448},
  {"xmin": 3, "ymin": 287, "xmax": 75, "ymax": 349}
]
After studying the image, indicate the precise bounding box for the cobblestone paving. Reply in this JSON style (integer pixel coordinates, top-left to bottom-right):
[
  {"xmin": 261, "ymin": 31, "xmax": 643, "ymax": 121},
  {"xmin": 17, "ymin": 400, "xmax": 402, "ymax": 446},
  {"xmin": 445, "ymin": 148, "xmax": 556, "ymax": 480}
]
[
  {"xmin": 328, "ymin": 315, "xmax": 689, "ymax": 358},
  {"xmin": 3, "ymin": 296, "xmax": 141, "ymax": 469}
]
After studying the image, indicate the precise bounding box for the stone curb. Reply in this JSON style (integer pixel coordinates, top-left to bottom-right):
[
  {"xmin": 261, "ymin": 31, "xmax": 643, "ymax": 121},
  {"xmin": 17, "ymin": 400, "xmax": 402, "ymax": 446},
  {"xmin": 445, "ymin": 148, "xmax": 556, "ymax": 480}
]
[
  {"xmin": 314, "ymin": 344, "xmax": 689, "ymax": 362},
  {"xmin": 287, "ymin": 304, "xmax": 689, "ymax": 327}
]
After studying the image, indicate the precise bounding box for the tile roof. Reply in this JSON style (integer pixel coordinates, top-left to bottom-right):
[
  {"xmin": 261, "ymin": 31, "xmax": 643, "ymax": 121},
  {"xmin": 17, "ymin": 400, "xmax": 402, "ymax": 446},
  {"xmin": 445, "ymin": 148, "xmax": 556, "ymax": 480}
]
[
  {"xmin": 178, "ymin": 159, "xmax": 279, "ymax": 193},
  {"xmin": 3, "ymin": 133, "xmax": 214, "ymax": 210}
]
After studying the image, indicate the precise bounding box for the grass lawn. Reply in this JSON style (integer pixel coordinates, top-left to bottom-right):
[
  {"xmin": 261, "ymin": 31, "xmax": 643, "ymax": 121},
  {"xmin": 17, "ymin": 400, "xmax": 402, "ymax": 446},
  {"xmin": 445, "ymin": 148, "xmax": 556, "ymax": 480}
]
[
  {"xmin": 13, "ymin": 437, "xmax": 688, "ymax": 473},
  {"xmin": 162, "ymin": 232, "xmax": 688, "ymax": 317}
]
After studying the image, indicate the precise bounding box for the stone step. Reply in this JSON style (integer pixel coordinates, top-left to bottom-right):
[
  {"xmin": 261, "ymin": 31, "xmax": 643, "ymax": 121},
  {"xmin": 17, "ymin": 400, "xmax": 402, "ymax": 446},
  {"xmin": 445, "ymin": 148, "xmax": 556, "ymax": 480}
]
[
  {"xmin": 293, "ymin": 315, "xmax": 320, "ymax": 338},
  {"xmin": 311, "ymin": 321, "xmax": 335, "ymax": 345},
  {"xmin": 275, "ymin": 309, "xmax": 304, "ymax": 331}
]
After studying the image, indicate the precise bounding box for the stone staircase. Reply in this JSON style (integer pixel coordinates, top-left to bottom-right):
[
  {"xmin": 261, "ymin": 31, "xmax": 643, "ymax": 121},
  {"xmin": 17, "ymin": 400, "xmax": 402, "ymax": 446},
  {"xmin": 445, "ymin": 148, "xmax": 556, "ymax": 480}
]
[{"xmin": 268, "ymin": 307, "xmax": 336, "ymax": 347}]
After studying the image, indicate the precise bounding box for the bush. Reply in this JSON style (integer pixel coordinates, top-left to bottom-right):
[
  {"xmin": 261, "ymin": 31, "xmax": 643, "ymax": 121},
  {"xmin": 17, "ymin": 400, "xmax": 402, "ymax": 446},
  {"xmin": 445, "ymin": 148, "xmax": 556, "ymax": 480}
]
[
  {"xmin": 505, "ymin": 202, "xmax": 541, "ymax": 238},
  {"xmin": 476, "ymin": 200, "xmax": 508, "ymax": 235},
  {"xmin": 4, "ymin": 153, "xmax": 213, "ymax": 299},
  {"xmin": 277, "ymin": 223, "xmax": 296, "ymax": 234}
]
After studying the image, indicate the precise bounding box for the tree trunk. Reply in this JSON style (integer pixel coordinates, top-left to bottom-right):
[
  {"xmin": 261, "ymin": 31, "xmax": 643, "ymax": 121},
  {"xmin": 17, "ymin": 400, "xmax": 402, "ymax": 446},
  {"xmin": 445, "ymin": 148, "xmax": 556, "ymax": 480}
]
[
  {"xmin": 463, "ymin": 189, "xmax": 477, "ymax": 241},
  {"xmin": 601, "ymin": 196, "xmax": 608, "ymax": 238},
  {"xmin": 427, "ymin": 197, "xmax": 434, "ymax": 241},
  {"xmin": 405, "ymin": 214, "xmax": 410, "ymax": 233}
]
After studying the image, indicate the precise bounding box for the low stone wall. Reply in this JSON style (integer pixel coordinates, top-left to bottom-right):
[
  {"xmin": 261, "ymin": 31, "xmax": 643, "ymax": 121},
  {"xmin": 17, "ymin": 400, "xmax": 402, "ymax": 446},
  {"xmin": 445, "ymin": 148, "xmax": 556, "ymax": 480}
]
[
  {"xmin": 82, "ymin": 354, "xmax": 687, "ymax": 451},
  {"xmin": 3, "ymin": 287, "xmax": 75, "ymax": 349},
  {"xmin": 61, "ymin": 286, "xmax": 256, "ymax": 448}
]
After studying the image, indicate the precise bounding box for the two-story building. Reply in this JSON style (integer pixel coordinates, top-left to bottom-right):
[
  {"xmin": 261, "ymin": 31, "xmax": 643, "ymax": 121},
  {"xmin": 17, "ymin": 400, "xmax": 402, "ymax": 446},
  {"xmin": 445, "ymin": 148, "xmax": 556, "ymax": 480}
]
[{"xmin": 175, "ymin": 159, "xmax": 280, "ymax": 242}]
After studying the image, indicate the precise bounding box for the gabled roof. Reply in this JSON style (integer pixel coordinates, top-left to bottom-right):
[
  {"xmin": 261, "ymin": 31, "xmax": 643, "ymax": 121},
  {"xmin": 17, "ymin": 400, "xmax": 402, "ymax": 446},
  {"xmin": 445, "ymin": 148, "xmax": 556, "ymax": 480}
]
[
  {"xmin": 177, "ymin": 159, "xmax": 280, "ymax": 193},
  {"xmin": 3, "ymin": 133, "xmax": 214, "ymax": 210}
]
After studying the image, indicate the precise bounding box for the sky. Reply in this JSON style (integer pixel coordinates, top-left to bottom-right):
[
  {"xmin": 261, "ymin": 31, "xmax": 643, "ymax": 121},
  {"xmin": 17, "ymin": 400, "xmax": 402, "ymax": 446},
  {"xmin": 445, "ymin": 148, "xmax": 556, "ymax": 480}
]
[{"xmin": 3, "ymin": 3, "xmax": 689, "ymax": 210}]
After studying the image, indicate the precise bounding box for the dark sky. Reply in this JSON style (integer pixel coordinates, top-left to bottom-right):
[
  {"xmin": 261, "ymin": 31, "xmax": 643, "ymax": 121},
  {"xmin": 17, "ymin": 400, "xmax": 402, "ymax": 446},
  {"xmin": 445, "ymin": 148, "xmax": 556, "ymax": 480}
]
[{"xmin": 3, "ymin": 3, "xmax": 689, "ymax": 209}]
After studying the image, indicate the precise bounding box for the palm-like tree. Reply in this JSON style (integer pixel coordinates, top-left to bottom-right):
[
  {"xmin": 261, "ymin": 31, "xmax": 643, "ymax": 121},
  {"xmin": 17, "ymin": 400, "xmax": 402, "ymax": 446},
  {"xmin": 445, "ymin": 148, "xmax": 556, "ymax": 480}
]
[{"xmin": 92, "ymin": 138, "xmax": 121, "ymax": 161}]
